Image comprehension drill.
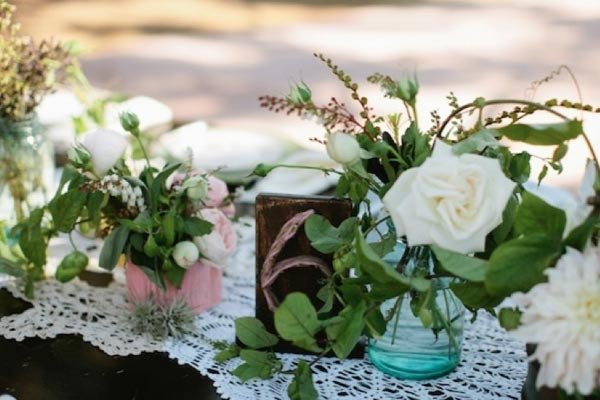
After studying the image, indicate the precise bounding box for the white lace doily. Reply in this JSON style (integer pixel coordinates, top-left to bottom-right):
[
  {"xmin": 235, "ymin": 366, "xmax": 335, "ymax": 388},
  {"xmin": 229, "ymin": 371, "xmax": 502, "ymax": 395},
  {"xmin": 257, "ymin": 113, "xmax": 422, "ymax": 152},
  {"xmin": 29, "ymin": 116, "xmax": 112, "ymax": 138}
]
[{"xmin": 0, "ymin": 220, "xmax": 528, "ymax": 400}]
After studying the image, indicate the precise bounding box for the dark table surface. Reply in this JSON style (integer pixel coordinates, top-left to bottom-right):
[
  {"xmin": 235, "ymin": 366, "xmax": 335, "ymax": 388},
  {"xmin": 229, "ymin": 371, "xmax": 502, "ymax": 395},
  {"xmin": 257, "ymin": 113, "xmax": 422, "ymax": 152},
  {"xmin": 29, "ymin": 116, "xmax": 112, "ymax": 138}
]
[{"xmin": 0, "ymin": 273, "xmax": 222, "ymax": 400}]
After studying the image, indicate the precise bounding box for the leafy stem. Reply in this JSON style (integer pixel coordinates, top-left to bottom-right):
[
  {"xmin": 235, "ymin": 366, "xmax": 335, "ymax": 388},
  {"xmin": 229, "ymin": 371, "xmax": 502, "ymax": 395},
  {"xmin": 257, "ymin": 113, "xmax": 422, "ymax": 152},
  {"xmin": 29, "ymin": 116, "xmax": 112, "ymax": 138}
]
[{"xmin": 437, "ymin": 98, "xmax": 600, "ymax": 169}]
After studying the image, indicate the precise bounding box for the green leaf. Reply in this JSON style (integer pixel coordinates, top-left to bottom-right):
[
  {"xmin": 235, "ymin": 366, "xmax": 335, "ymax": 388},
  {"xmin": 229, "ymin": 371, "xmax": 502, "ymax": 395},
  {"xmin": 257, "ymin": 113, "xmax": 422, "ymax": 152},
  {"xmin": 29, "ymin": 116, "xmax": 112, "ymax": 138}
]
[
  {"xmin": 485, "ymin": 235, "xmax": 561, "ymax": 297},
  {"xmin": 86, "ymin": 191, "xmax": 106, "ymax": 226},
  {"xmin": 55, "ymin": 251, "xmax": 89, "ymax": 283},
  {"xmin": 431, "ymin": 245, "xmax": 488, "ymax": 282},
  {"xmin": 232, "ymin": 350, "xmax": 275, "ymax": 382},
  {"xmin": 369, "ymin": 234, "xmax": 397, "ymax": 258},
  {"xmin": 563, "ymin": 216, "xmax": 598, "ymax": 251},
  {"xmin": 368, "ymin": 281, "xmax": 408, "ymax": 301},
  {"xmin": 54, "ymin": 165, "xmax": 81, "ymax": 196},
  {"xmin": 99, "ymin": 225, "xmax": 130, "ymax": 271},
  {"xmin": 304, "ymin": 215, "xmax": 357, "ymax": 254},
  {"xmin": 355, "ymin": 229, "xmax": 430, "ymax": 291},
  {"xmin": 325, "ymin": 301, "xmax": 367, "ymax": 359},
  {"xmin": 450, "ymin": 281, "xmax": 503, "ymax": 310},
  {"xmin": 493, "ymin": 195, "xmax": 517, "ymax": 244},
  {"xmin": 537, "ymin": 165, "xmax": 549, "ymax": 185},
  {"xmin": 235, "ymin": 317, "xmax": 279, "ymax": 349},
  {"xmin": 287, "ymin": 360, "xmax": 319, "ymax": 400},
  {"xmin": 498, "ymin": 308, "xmax": 522, "ymax": 331},
  {"xmin": 48, "ymin": 190, "xmax": 88, "ymax": 232},
  {"xmin": 184, "ymin": 217, "xmax": 213, "ymax": 237},
  {"xmin": 18, "ymin": 208, "xmax": 46, "ymax": 268},
  {"xmin": 130, "ymin": 255, "xmax": 166, "ymax": 290},
  {"xmin": 508, "ymin": 152, "xmax": 531, "ymax": 183},
  {"xmin": 251, "ymin": 163, "xmax": 277, "ymax": 178},
  {"xmin": 497, "ymin": 120, "xmax": 583, "ymax": 145},
  {"xmin": 0, "ymin": 257, "xmax": 25, "ymax": 278},
  {"xmin": 515, "ymin": 192, "xmax": 566, "ymax": 239},
  {"xmin": 164, "ymin": 263, "xmax": 185, "ymax": 288},
  {"xmin": 552, "ymin": 143, "xmax": 568, "ymax": 162},
  {"xmin": 214, "ymin": 344, "xmax": 240, "ymax": 363},
  {"xmin": 143, "ymin": 235, "xmax": 161, "ymax": 257},
  {"xmin": 274, "ymin": 292, "xmax": 322, "ymax": 352},
  {"xmin": 365, "ymin": 307, "xmax": 387, "ymax": 339},
  {"xmin": 162, "ymin": 212, "xmax": 176, "ymax": 246},
  {"xmin": 150, "ymin": 163, "xmax": 181, "ymax": 211},
  {"xmin": 452, "ymin": 129, "xmax": 500, "ymax": 155}
]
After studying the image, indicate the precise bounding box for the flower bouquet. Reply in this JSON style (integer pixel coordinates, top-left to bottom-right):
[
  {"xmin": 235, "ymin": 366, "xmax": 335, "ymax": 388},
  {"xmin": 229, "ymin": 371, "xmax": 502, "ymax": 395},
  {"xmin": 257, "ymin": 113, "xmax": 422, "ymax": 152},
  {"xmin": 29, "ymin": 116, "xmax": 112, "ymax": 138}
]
[
  {"xmin": 0, "ymin": 0, "xmax": 79, "ymax": 224},
  {"xmin": 0, "ymin": 112, "xmax": 237, "ymax": 335},
  {"xmin": 216, "ymin": 55, "xmax": 599, "ymax": 399}
]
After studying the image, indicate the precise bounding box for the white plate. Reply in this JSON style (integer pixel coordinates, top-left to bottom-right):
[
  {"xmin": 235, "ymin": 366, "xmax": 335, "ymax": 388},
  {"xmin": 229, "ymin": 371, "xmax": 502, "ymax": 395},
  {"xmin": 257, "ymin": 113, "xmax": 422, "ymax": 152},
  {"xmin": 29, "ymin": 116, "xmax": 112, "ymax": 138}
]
[
  {"xmin": 155, "ymin": 123, "xmax": 292, "ymax": 178},
  {"xmin": 241, "ymin": 150, "xmax": 339, "ymax": 202}
]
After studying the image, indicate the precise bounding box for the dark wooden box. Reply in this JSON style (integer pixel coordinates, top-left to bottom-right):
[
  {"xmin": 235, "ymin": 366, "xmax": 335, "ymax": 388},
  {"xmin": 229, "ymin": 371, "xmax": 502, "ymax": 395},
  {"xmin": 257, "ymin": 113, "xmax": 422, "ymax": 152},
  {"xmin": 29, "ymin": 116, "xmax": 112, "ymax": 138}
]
[{"xmin": 255, "ymin": 193, "xmax": 363, "ymax": 357}]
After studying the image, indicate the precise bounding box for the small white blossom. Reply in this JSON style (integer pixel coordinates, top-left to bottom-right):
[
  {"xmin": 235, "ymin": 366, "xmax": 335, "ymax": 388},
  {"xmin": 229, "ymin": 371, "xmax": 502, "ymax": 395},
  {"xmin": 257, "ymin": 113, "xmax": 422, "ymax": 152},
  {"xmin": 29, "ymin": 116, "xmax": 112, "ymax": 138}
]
[{"xmin": 99, "ymin": 175, "xmax": 147, "ymax": 212}]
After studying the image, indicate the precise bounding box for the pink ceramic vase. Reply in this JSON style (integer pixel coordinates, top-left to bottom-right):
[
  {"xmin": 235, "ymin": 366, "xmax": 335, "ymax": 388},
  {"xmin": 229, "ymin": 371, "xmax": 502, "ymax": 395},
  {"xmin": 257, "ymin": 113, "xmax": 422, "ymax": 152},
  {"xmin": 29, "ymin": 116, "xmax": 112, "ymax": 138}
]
[{"xmin": 125, "ymin": 259, "xmax": 223, "ymax": 315}]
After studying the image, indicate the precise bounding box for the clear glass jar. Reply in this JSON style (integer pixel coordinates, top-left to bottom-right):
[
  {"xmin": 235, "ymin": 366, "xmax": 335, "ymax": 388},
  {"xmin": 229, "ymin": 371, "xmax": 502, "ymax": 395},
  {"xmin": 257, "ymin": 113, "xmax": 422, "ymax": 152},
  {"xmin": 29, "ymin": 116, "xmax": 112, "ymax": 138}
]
[
  {"xmin": 0, "ymin": 115, "xmax": 55, "ymax": 225},
  {"xmin": 367, "ymin": 244, "xmax": 465, "ymax": 380}
]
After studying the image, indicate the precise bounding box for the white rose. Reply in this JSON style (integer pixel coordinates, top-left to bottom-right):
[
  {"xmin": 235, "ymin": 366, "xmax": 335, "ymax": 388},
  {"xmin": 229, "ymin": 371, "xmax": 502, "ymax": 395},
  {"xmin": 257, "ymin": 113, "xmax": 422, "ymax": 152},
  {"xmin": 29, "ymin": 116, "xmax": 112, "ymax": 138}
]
[
  {"xmin": 172, "ymin": 241, "xmax": 199, "ymax": 268},
  {"xmin": 383, "ymin": 142, "xmax": 516, "ymax": 254},
  {"xmin": 326, "ymin": 132, "xmax": 361, "ymax": 165},
  {"xmin": 81, "ymin": 129, "xmax": 128, "ymax": 176}
]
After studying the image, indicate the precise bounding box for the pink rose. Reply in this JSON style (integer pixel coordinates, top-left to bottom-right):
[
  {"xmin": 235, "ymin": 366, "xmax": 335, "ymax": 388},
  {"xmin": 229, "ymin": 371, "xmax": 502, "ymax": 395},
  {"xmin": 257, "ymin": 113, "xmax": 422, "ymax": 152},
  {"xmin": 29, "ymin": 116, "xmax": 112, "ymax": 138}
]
[
  {"xmin": 193, "ymin": 208, "xmax": 237, "ymax": 266},
  {"xmin": 206, "ymin": 176, "xmax": 235, "ymax": 218}
]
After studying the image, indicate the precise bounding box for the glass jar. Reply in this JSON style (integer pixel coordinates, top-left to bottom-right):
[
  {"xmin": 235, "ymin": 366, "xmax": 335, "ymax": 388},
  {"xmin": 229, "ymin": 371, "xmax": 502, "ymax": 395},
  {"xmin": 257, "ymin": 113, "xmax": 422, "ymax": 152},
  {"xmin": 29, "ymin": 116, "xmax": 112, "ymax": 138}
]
[
  {"xmin": 367, "ymin": 244, "xmax": 466, "ymax": 380},
  {"xmin": 0, "ymin": 115, "xmax": 55, "ymax": 225}
]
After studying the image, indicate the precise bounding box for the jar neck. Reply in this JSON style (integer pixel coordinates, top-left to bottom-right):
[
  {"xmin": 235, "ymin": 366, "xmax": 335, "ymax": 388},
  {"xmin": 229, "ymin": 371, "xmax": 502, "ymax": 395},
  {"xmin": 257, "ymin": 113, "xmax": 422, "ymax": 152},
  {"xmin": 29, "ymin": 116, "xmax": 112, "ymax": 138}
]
[{"xmin": 0, "ymin": 114, "xmax": 41, "ymax": 140}]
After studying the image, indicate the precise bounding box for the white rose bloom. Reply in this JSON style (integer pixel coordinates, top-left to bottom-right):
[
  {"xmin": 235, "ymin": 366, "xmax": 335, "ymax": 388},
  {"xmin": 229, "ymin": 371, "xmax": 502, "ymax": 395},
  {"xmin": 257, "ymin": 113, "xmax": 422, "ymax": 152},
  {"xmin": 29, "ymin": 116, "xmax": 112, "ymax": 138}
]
[
  {"xmin": 511, "ymin": 246, "xmax": 600, "ymax": 395},
  {"xmin": 383, "ymin": 141, "xmax": 515, "ymax": 254},
  {"xmin": 81, "ymin": 129, "xmax": 128, "ymax": 176},
  {"xmin": 325, "ymin": 132, "xmax": 361, "ymax": 165}
]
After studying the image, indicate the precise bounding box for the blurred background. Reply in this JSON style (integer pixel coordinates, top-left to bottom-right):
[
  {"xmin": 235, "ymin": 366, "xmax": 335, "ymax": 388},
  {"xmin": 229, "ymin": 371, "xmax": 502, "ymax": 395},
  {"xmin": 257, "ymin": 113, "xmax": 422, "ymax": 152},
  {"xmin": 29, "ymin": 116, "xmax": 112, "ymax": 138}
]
[{"xmin": 14, "ymin": 0, "xmax": 600, "ymax": 191}]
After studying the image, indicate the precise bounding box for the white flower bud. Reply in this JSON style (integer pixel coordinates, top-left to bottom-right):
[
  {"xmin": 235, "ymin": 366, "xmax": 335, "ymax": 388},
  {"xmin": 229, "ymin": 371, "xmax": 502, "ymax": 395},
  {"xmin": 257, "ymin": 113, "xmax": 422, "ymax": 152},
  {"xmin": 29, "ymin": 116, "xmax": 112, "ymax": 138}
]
[
  {"xmin": 172, "ymin": 241, "xmax": 199, "ymax": 268},
  {"xmin": 325, "ymin": 132, "xmax": 361, "ymax": 165},
  {"xmin": 82, "ymin": 129, "xmax": 128, "ymax": 176},
  {"xmin": 183, "ymin": 176, "xmax": 209, "ymax": 201}
]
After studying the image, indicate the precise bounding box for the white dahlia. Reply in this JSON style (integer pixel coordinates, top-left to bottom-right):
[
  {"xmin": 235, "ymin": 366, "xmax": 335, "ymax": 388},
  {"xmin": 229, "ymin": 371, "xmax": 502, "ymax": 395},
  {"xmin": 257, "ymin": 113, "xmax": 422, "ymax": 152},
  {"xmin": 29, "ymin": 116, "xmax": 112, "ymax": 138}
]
[{"xmin": 511, "ymin": 246, "xmax": 600, "ymax": 395}]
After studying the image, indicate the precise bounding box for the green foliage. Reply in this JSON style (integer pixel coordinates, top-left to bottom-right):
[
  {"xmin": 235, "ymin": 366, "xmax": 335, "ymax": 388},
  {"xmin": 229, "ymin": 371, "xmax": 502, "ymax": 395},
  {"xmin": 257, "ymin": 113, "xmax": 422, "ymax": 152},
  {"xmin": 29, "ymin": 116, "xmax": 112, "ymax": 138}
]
[
  {"xmin": 304, "ymin": 215, "xmax": 357, "ymax": 254},
  {"xmin": 450, "ymin": 281, "xmax": 503, "ymax": 310},
  {"xmin": 235, "ymin": 317, "xmax": 279, "ymax": 349},
  {"xmin": 325, "ymin": 301, "xmax": 366, "ymax": 359},
  {"xmin": 564, "ymin": 216, "xmax": 599, "ymax": 251},
  {"xmin": 515, "ymin": 192, "xmax": 566, "ymax": 239},
  {"xmin": 287, "ymin": 361, "xmax": 319, "ymax": 400},
  {"xmin": 213, "ymin": 342, "xmax": 241, "ymax": 363},
  {"xmin": 274, "ymin": 293, "xmax": 323, "ymax": 352},
  {"xmin": 99, "ymin": 225, "xmax": 130, "ymax": 271},
  {"xmin": 355, "ymin": 229, "xmax": 429, "ymax": 291},
  {"xmin": 16, "ymin": 208, "xmax": 46, "ymax": 268},
  {"xmin": 400, "ymin": 122, "xmax": 431, "ymax": 169},
  {"xmin": 232, "ymin": 350, "xmax": 281, "ymax": 382},
  {"xmin": 431, "ymin": 246, "xmax": 488, "ymax": 282},
  {"xmin": 55, "ymin": 251, "xmax": 88, "ymax": 282},
  {"xmin": 452, "ymin": 129, "xmax": 500, "ymax": 155},
  {"xmin": 184, "ymin": 217, "xmax": 213, "ymax": 237},
  {"xmin": 485, "ymin": 235, "xmax": 561, "ymax": 297},
  {"xmin": 498, "ymin": 308, "xmax": 522, "ymax": 331},
  {"xmin": 497, "ymin": 120, "xmax": 583, "ymax": 145}
]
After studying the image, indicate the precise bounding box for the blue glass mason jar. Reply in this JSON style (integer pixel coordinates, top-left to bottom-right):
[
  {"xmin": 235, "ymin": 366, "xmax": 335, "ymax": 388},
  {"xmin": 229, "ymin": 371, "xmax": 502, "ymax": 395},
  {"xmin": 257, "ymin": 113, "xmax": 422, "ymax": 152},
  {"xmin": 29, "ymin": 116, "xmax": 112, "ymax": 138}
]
[
  {"xmin": 367, "ymin": 243, "xmax": 466, "ymax": 380},
  {"xmin": 0, "ymin": 115, "xmax": 54, "ymax": 224}
]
